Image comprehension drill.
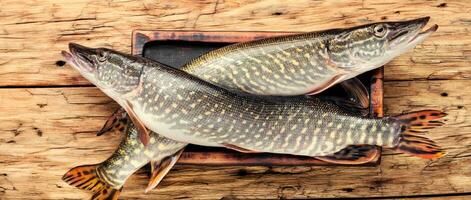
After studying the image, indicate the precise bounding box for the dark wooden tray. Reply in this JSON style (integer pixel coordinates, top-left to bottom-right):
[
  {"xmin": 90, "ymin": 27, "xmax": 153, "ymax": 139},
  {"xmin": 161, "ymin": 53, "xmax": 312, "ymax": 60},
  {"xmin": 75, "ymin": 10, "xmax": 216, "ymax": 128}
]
[{"xmin": 131, "ymin": 30, "xmax": 384, "ymax": 166}]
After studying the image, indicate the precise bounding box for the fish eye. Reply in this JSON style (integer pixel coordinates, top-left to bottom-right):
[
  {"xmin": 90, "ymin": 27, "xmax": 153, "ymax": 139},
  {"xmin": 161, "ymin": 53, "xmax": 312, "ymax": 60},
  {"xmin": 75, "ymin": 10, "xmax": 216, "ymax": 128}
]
[
  {"xmin": 373, "ymin": 24, "xmax": 387, "ymax": 37},
  {"xmin": 97, "ymin": 50, "xmax": 108, "ymax": 62}
]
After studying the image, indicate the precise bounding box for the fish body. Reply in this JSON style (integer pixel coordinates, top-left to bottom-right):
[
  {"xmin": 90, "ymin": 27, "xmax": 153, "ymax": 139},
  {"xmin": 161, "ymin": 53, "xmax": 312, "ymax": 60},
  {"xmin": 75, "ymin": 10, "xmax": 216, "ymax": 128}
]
[
  {"xmin": 97, "ymin": 123, "xmax": 186, "ymax": 188},
  {"xmin": 63, "ymin": 112, "xmax": 187, "ymax": 199},
  {"xmin": 125, "ymin": 64, "xmax": 391, "ymax": 155},
  {"xmin": 63, "ymin": 44, "xmax": 445, "ymax": 160},
  {"xmin": 182, "ymin": 17, "xmax": 436, "ymax": 95}
]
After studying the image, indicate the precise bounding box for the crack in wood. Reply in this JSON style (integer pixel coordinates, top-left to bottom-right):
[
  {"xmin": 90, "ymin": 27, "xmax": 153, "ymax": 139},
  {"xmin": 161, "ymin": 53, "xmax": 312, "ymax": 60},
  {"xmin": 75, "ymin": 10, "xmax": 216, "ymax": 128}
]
[
  {"xmin": 5, "ymin": 17, "xmax": 97, "ymax": 25},
  {"xmin": 192, "ymin": 0, "xmax": 220, "ymax": 29}
]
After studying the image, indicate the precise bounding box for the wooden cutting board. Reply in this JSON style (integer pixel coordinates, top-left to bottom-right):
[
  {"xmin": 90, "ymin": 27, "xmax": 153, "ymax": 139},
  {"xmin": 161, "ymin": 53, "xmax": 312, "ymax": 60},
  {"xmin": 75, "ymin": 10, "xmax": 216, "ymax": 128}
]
[{"xmin": 131, "ymin": 30, "xmax": 384, "ymax": 166}]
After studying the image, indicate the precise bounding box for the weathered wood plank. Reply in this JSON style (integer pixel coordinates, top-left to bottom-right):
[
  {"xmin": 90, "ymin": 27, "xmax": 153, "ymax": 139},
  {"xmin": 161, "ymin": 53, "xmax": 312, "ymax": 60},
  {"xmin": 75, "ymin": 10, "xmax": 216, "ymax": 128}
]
[
  {"xmin": 381, "ymin": 196, "xmax": 471, "ymax": 200},
  {"xmin": 0, "ymin": 79, "xmax": 470, "ymax": 199},
  {"xmin": 384, "ymin": 196, "xmax": 471, "ymax": 200},
  {"xmin": 0, "ymin": 0, "xmax": 471, "ymax": 86}
]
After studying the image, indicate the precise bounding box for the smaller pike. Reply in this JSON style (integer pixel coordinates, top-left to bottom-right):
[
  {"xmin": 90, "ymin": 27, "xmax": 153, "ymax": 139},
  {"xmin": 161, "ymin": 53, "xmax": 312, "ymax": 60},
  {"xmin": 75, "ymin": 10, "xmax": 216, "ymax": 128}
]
[
  {"xmin": 62, "ymin": 110, "xmax": 187, "ymax": 200},
  {"xmin": 182, "ymin": 17, "xmax": 437, "ymax": 96}
]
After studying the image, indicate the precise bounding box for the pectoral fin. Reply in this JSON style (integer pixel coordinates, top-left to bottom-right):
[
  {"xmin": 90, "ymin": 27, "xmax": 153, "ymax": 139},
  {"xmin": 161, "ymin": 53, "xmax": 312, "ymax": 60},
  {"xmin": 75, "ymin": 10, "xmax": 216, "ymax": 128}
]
[
  {"xmin": 317, "ymin": 77, "xmax": 369, "ymax": 116},
  {"xmin": 321, "ymin": 96, "xmax": 369, "ymax": 116},
  {"xmin": 145, "ymin": 148, "xmax": 185, "ymax": 193},
  {"xmin": 97, "ymin": 108, "xmax": 128, "ymax": 136},
  {"xmin": 123, "ymin": 100, "xmax": 150, "ymax": 146},
  {"xmin": 307, "ymin": 73, "xmax": 347, "ymax": 95},
  {"xmin": 315, "ymin": 145, "xmax": 379, "ymax": 165},
  {"xmin": 221, "ymin": 143, "xmax": 260, "ymax": 153},
  {"xmin": 339, "ymin": 77, "xmax": 369, "ymax": 109}
]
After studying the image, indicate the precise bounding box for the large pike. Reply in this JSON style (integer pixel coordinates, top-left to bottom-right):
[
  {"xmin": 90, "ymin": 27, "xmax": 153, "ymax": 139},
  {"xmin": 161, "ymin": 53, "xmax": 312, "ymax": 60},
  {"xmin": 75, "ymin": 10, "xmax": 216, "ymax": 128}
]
[
  {"xmin": 62, "ymin": 42, "xmax": 446, "ymax": 161},
  {"xmin": 182, "ymin": 17, "xmax": 437, "ymax": 96}
]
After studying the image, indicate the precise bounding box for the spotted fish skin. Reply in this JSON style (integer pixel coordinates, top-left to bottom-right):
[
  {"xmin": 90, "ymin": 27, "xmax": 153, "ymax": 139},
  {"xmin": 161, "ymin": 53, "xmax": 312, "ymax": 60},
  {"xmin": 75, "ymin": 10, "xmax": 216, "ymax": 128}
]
[
  {"xmin": 96, "ymin": 119, "xmax": 186, "ymax": 188},
  {"xmin": 127, "ymin": 63, "xmax": 399, "ymax": 156},
  {"xmin": 182, "ymin": 37, "xmax": 338, "ymax": 95},
  {"xmin": 182, "ymin": 17, "xmax": 437, "ymax": 95}
]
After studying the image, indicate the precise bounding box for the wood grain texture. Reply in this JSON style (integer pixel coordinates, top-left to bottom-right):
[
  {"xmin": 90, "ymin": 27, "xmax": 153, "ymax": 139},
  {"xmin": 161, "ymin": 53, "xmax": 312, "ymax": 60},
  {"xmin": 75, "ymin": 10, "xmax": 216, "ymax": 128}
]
[
  {"xmin": 1, "ymin": 0, "xmax": 470, "ymax": 199},
  {"xmin": 0, "ymin": 0, "xmax": 470, "ymax": 86},
  {"xmin": 1, "ymin": 80, "xmax": 469, "ymax": 199}
]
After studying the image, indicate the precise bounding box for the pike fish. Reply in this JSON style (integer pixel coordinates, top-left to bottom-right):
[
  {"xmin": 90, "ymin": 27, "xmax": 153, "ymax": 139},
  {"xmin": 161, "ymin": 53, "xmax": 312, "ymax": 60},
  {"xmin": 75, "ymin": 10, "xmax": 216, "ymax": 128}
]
[
  {"xmin": 63, "ymin": 109, "xmax": 187, "ymax": 200},
  {"xmin": 182, "ymin": 17, "xmax": 437, "ymax": 96},
  {"xmin": 62, "ymin": 43, "xmax": 446, "ymax": 162}
]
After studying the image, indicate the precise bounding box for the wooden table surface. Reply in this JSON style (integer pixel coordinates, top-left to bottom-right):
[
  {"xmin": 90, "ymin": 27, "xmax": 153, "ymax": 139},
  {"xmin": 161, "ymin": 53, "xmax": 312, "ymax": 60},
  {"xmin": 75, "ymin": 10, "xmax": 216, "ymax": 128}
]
[{"xmin": 1, "ymin": 0, "xmax": 470, "ymax": 199}]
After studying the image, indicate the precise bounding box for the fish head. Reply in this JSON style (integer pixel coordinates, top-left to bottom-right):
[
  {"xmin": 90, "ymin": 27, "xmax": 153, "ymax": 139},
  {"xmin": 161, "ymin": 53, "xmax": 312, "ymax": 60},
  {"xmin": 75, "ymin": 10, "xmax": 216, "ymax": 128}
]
[
  {"xmin": 327, "ymin": 17, "xmax": 437, "ymax": 74},
  {"xmin": 62, "ymin": 43, "xmax": 143, "ymax": 97}
]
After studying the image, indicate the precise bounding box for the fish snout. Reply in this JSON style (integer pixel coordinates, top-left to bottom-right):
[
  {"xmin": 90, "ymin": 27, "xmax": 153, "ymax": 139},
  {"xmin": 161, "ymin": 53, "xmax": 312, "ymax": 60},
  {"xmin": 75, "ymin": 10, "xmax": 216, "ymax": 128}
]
[
  {"xmin": 67, "ymin": 43, "xmax": 97, "ymax": 72},
  {"xmin": 386, "ymin": 16, "xmax": 436, "ymax": 46}
]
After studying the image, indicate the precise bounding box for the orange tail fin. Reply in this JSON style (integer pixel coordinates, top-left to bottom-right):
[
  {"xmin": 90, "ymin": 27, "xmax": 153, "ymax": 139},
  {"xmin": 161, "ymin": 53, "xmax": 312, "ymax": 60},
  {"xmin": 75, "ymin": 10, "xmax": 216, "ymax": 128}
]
[
  {"xmin": 62, "ymin": 164, "xmax": 122, "ymax": 200},
  {"xmin": 394, "ymin": 110, "xmax": 447, "ymax": 159}
]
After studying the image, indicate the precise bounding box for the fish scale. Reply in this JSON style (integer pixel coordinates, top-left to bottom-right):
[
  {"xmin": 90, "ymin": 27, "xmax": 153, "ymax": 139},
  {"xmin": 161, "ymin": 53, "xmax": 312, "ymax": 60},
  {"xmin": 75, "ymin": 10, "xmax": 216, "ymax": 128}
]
[
  {"xmin": 96, "ymin": 122, "xmax": 186, "ymax": 188},
  {"xmin": 184, "ymin": 39, "xmax": 336, "ymax": 95}
]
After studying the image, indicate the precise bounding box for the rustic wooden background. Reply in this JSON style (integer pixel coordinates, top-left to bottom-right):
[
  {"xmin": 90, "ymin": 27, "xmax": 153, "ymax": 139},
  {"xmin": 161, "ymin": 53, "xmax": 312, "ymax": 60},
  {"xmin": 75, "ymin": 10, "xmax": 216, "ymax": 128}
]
[{"xmin": 1, "ymin": 0, "xmax": 470, "ymax": 199}]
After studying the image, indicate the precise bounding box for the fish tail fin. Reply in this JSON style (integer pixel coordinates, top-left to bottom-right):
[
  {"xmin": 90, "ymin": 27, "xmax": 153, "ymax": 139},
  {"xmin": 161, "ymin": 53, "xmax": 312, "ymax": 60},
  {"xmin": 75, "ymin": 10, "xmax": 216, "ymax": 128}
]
[
  {"xmin": 62, "ymin": 164, "xmax": 122, "ymax": 200},
  {"xmin": 393, "ymin": 110, "xmax": 447, "ymax": 159}
]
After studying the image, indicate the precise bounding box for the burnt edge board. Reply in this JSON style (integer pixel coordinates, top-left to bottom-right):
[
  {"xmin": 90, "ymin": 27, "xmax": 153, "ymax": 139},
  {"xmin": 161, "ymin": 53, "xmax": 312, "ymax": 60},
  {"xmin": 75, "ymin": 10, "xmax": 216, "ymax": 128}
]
[{"xmin": 131, "ymin": 30, "xmax": 383, "ymax": 166}]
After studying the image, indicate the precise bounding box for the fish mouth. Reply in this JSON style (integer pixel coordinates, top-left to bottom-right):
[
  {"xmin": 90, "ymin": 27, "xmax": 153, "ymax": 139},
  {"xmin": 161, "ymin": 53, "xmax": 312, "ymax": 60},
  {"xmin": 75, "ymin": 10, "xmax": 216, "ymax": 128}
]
[
  {"xmin": 62, "ymin": 43, "xmax": 96, "ymax": 73},
  {"xmin": 388, "ymin": 17, "xmax": 438, "ymax": 47},
  {"xmin": 408, "ymin": 24, "xmax": 438, "ymax": 43}
]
